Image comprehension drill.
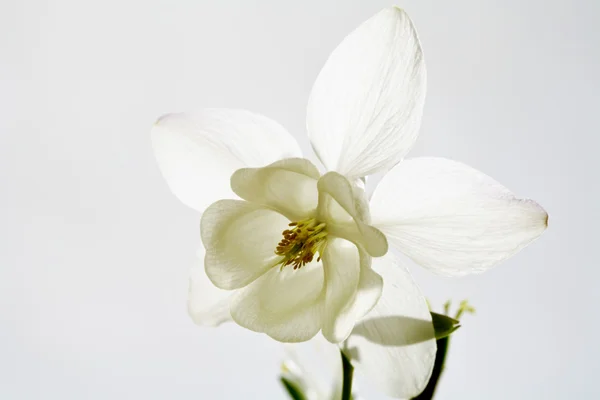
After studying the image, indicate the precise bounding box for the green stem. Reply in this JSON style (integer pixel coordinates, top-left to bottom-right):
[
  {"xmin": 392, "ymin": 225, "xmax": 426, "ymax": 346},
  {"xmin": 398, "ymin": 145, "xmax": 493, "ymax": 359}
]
[
  {"xmin": 412, "ymin": 336, "xmax": 450, "ymax": 400},
  {"xmin": 280, "ymin": 377, "xmax": 307, "ymax": 400},
  {"xmin": 340, "ymin": 350, "xmax": 354, "ymax": 400}
]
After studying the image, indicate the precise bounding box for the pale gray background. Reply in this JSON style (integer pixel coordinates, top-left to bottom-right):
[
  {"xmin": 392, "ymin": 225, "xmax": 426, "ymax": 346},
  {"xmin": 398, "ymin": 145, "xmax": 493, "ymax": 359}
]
[{"xmin": 1, "ymin": 0, "xmax": 598, "ymax": 398}]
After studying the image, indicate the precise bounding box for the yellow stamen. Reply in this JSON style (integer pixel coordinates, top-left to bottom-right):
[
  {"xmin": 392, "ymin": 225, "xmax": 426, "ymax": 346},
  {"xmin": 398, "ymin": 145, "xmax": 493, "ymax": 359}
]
[{"xmin": 275, "ymin": 217, "xmax": 328, "ymax": 270}]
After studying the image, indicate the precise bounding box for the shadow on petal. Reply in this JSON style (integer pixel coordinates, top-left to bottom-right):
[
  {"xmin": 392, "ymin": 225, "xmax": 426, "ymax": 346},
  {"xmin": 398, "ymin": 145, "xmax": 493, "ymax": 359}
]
[{"xmin": 347, "ymin": 316, "xmax": 435, "ymax": 361}]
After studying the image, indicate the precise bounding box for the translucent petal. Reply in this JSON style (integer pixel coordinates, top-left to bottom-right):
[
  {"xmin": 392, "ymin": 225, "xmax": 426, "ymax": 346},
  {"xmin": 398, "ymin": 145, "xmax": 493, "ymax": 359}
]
[
  {"xmin": 307, "ymin": 7, "xmax": 426, "ymax": 178},
  {"xmin": 371, "ymin": 157, "xmax": 548, "ymax": 276},
  {"xmin": 346, "ymin": 254, "xmax": 436, "ymax": 398},
  {"xmin": 282, "ymin": 335, "xmax": 343, "ymax": 400},
  {"xmin": 152, "ymin": 109, "xmax": 301, "ymax": 212}
]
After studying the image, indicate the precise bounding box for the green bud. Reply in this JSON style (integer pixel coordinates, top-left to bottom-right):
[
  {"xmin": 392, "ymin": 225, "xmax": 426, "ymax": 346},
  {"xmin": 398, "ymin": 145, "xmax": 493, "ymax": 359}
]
[{"xmin": 431, "ymin": 312, "xmax": 461, "ymax": 340}]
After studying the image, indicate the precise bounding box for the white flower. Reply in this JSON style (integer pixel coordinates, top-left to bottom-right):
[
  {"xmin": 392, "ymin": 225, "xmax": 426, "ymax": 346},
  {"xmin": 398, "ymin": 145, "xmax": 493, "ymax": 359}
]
[{"xmin": 153, "ymin": 7, "xmax": 547, "ymax": 398}]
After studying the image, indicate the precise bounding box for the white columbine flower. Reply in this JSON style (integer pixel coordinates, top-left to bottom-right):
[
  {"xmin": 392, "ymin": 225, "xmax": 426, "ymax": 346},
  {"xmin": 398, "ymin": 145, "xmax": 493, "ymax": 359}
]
[{"xmin": 152, "ymin": 7, "xmax": 547, "ymax": 398}]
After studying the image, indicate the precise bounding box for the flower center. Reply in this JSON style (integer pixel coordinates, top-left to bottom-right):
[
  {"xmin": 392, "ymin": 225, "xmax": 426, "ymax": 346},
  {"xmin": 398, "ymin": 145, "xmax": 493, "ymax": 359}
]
[{"xmin": 275, "ymin": 217, "xmax": 328, "ymax": 270}]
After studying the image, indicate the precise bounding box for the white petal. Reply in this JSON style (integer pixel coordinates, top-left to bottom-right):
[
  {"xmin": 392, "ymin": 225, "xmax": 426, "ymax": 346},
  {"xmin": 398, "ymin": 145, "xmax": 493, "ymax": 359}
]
[
  {"xmin": 345, "ymin": 254, "xmax": 436, "ymax": 399},
  {"xmin": 283, "ymin": 335, "xmax": 343, "ymax": 400},
  {"xmin": 317, "ymin": 172, "xmax": 388, "ymax": 257},
  {"xmin": 348, "ymin": 251, "xmax": 384, "ymax": 323},
  {"xmin": 231, "ymin": 158, "xmax": 320, "ymax": 221},
  {"xmin": 370, "ymin": 157, "xmax": 549, "ymax": 276},
  {"xmin": 188, "ymin": 247, "xmax": 232, "ymax": 326},
  {"xmin": 152, "ymin": 109, "xmax": 301, "ymax": 212},
  {"xmin": 230, "ymin": 261, "xmax": 323, "ymax": 343},
  {"xmin": 321, "ymin": 238, "xmax": 361, "ymax": 343},
  {"xmin": 307, "ymin": 7, "xmax": 426, "ymax": 178},
  {"xmin": 201, "ymin": 200, "xmax": 288, "ymax": 289}
]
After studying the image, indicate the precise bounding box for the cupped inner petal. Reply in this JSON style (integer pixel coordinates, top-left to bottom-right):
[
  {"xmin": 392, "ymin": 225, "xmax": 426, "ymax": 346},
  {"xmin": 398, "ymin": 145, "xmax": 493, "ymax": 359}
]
[
  {"xmin": 321, "ymin": 237, "xmax": 361, "ymax": 343},
  {"xmin": 370, "ymin": 157, "xmax": 548, "ymax": 276},
  {"xmin": 306, "ymin": 7, "xmax": 426, "ymax": 179},
  {"xmin": 201, "ymin": 200, "xmax": 289, "ymax": 290},
  {"xmin": 152, "ymin": 109, "xmax": 301, "ymax": 213},
  {"xmin": 345, "ymin": 253, "xmax": 436, "ymax": 399},
  {"xmin": 231, "ymin": 158, "xmax": 320, "ymax": 221},
  {"xmin": 317, "ymin": 172, "xmax": 388, "ymax": 257},
  {"xmin": 230, "ymin": 260, "xmax": 324, "ymax": 343},
  {"xmin": 342, "ymin": 250, "xmax": 384, "ymax": 324}
]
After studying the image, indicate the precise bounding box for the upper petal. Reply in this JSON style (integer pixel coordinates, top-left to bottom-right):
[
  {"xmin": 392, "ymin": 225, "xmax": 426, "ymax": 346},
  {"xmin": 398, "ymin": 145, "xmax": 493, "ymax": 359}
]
[
  {"xmin": 317, "ymin": 172, "xmax": 388, "ymax": 257},
  {"xmin": 370, "ymin": 157, "xmax": 549, "ymax": 276},
  {"xmin": 152, "ymin": 109, "xmax": 301, "ymax": 213},
  {"xmin": 345, "ymin": 254, "xmax": 436, "ymax": 399},
  {"xmin": 230, "ymin": 260, "xmax": 323, "ymax": 343},
  {"xmin": 201, "ymin": 200, "xmax": 288, "ymax": 289},
  {"xmin": 231, "ymin": 158, "xmax": 320, "ymax": 221},
  {"xmin": 188, "ymin": 247, "xmax": 232, "ymax": 326},
  {"xmin": 307, "ymin": 7, "xmax": 426, "ymax": 179}
]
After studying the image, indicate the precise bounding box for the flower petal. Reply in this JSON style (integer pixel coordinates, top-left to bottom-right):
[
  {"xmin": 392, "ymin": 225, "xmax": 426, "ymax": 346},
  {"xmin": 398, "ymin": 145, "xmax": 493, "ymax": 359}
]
[
  {"xmin": 348, "ymin": 251, "xmax": 384, "ymax": 323},
  {"xmin": 188, "ymin": 247, "xmax": 232, "ymax": 326},
  {"xmin": 231, "ymin": 158, "xmax": 320, "ymax": 221},
  {"xmin": 317, "ymin": 172, "xmax": 388, "ymax": 257},
  {"xmin": 321, "ymin": 249, "xmax": 384, "ymax": 345},
  {"xmin": 152, "ymin": 109, "xmax": 301, "ymax": 212},
  {"xmin": 307, "ymin": 7, "xmax": 426, "ymax": 178},
  {"xmin": 370, "ymin": 157, "xmax": 549, "ymax": 276},
  {"xmin": 201, "ymin": 200, "xmax": 288, "ymax": 289},
  {"xmin": 230, "ymin": 261, "xmax": 323, "ymax": 343},
  {"xmin": 321, "ymin": 238, "xmax": 361, "ymax": 343},
  {"xmin": 345, "ymin": 254, "xmax": 436, "ymax": 399},
  {"xmin": 283, "ymin": 335, "xmax": 343, "ymax": 400}
]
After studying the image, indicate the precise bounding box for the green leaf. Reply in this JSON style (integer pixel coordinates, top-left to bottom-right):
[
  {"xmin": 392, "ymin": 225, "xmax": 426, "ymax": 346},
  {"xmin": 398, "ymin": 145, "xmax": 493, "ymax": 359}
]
[
  {"xmin": 279, "ymin": 376, "xmax": 307, "ymax": 400},
  {"xmin": 431, "ymin": 312, "xmax": 461, "ymax": 340}
]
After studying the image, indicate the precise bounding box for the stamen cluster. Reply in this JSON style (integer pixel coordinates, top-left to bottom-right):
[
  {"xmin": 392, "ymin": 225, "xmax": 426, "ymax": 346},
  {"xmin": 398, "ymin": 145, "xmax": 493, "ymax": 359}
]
[{"xmin": 275, "ymin": 218, "xmax": 328, "ymax": 270}]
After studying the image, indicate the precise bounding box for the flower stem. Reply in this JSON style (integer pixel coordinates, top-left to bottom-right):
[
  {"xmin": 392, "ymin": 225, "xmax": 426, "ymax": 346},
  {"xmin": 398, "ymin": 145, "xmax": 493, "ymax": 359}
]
[
  {"xmin": 411, "ymin": 336, "xmax": 450, "ymax": 400},
  {"xmin": 340, "ymin": 350, "xmax": 354, "ymax": 400}
]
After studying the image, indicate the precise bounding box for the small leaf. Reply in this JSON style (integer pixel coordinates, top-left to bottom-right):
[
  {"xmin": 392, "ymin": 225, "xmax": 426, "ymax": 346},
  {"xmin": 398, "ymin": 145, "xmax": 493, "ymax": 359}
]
[
  {"xmin": 431, "ymin": 312, "xmax": 461, "ymax": 340},
  {"xmin": 280, "ymin": 376, "xmax": 307, "ymax": 400}
]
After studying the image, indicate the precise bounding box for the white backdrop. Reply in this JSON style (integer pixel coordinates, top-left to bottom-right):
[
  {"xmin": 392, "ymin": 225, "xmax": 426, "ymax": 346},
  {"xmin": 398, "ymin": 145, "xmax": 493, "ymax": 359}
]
[{"xmin": 1, "ymin": 0, "xmax": 598, "ymax": 398}]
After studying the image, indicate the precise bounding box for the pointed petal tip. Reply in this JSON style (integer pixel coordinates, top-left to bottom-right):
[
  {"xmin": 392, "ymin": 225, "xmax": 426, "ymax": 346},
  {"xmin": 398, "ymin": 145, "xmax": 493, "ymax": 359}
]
[
  {"xmin": 370, "ymin": 157, "xmax": 549, "ymax": 276},
  {"xmin": 375, "ymin": 6, "xmax": 413, "ymax": 28},
  {"xmin": 521, "ymin": 198, "xmax": 549, "ymax": 231},
  {"xmin": 389, "ymin": 5, "xmax": 406, "ymax": 15},
  {"xmin": 152, "ymin": 113, "xmax": 171, "ymax": 127}
]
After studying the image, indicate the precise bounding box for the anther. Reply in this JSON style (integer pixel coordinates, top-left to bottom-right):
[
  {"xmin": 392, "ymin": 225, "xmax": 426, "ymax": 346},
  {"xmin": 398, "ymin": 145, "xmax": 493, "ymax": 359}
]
[{"xmin": 275, "ymin": 217, "xmax": 328, "ymax": 271}]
